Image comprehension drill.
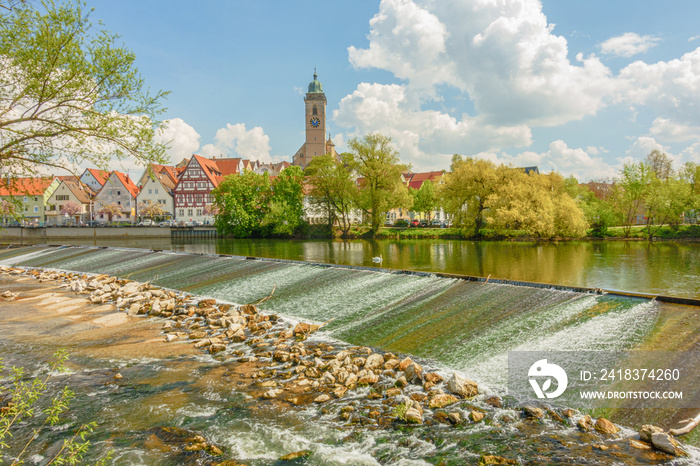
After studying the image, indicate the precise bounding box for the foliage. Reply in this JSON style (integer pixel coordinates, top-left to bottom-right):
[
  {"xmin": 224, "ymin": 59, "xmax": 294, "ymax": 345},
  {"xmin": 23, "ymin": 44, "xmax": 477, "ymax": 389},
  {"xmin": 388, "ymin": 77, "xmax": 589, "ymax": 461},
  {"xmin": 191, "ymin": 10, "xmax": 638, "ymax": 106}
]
[
  {"xmin": 0, "ymin": 199, "xmax": 19, "ymax": 221},
  {"xmin": 96, "ymin": 202, "xmax": 121, "ymax": 223},
  {"xmin": 305, "ymin": 154, "xmax": 357, "ymax": 237},
  {"xmin": 212, "ymin": 171, "xmax": 271, "ymax": 237},
  {"xmin": 202, "ymin": 203, "xmax": 219, "ymax": 216},
  {"xmin": 410, "ymin": 179, "xmax": 439, "ymax": 222},
  {"xmin": 59, "ymin": 200, "xmax": 81, "ymax": 217},
  {"xmin": 0, "ymin": 349, "xmax": 112, "ymax": 465},
  {"xmin": 393, "ymin": 401, "xmax": 409, "ymax": 421},
  {"xmin": 439, "ymin": 156, "xmax": 500, "ymax": 237},
  {"xmin": 611, "ymin": 162, "xmax": 654, "ymax": 237},
  {"xmin": 347, "ymin": 134, "xmax": 410, "ymax": 235},
  {"xmin": 137, "ymin": 200, "xmax": 165, "ymax": 219},
  {"xmin": 564, "ymin": 178, "xmax": 619, "ymax": 236},
  {"xmin": 0, "ymin": 0, "xmax": 168, "ymax": 178},
  {"xmin": 262, "ymin": 166, "xmax": 305, "ymax": 236}
]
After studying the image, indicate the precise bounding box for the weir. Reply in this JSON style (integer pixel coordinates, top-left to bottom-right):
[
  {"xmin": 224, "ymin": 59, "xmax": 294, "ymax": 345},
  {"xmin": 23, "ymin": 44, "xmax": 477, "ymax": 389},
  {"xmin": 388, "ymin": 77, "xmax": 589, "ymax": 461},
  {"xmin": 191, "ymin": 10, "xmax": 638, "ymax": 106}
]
[{"xmin": 2, "ymin": 244, "xmax": 700, "ymax": 464}]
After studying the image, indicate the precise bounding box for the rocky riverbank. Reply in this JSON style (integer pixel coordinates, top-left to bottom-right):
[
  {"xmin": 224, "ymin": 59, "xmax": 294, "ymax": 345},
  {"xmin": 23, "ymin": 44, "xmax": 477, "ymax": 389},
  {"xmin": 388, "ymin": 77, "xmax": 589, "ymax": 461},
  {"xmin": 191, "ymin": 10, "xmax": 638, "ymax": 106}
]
[{"xmin": 0, "ymin": 265, "xmax": 692, "ymax": 465}]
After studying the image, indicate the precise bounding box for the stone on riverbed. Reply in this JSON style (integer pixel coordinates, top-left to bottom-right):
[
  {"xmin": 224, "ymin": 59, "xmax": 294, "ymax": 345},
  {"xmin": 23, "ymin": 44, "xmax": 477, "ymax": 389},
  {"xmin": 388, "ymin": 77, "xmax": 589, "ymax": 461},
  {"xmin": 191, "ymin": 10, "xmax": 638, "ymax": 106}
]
[{"xmin": 447, "ymin": 373, "xmax": 478, "ymax": 398}]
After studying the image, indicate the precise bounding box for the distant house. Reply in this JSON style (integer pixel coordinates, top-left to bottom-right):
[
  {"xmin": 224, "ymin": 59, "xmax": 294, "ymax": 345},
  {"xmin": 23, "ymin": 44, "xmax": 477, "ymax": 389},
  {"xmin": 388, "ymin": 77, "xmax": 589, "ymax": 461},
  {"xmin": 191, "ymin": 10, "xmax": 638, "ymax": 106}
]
[
  {"xmin": 79, "ymin": 168, "xmax": 110, "ymax": 193},
  {"xmin": 93, "ymin": 171, "xmax": 139, "ymax": 223},
  {"xmin": 45, "ymin": 177, "xmax": 94, "ymax": 225},
  {"xmin": 254, "ymin": 161, "xmax": 291, "ymax": 176},
  {"xmin": 173, "ymin": 155, "xmax": 258, "ymax": 224},
  {"xmin": 386, "ymin": 171, "xmax": 447, "ymax": 224},
  {"xmin": 136, "ymin": 164, "xmax": 181, "ymax": 220},
  {"xmin": 0, "ymin": 177, "xmax": 55, "ymax": 225}
]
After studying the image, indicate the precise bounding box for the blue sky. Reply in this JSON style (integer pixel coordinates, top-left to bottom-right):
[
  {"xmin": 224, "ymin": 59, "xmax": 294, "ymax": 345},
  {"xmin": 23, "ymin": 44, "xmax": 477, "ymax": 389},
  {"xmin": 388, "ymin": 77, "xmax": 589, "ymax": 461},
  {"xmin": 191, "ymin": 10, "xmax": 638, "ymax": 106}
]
[{"xmin": 90, "ymin": 0, "xmax": 700, "ymax": 180}]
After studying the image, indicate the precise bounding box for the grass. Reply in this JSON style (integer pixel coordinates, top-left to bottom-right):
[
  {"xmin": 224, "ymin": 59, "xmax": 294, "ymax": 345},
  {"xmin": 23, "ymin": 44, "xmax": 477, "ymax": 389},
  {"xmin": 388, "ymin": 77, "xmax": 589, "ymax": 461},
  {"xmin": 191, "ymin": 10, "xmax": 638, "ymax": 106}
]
[{"xmin": 599, "ymin": 224, "xmax": 700, "ymax": 240}]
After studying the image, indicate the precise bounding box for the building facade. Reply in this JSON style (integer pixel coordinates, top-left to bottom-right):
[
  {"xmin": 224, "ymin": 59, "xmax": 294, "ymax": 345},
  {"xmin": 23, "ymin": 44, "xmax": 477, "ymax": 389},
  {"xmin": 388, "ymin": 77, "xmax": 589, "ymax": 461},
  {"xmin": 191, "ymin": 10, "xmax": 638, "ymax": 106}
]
[
  {"xmin": 136, "ymin": 164, "xmax": 179, "ymax": 220},
  {"xmin": 94, "ymin": 171, "xmax": 139, "ymax": 223},
  {"xmin": 292, "ymin": 71, "xmax": 339, "ymax": 169},
  {"xmin": 0, "ymin": 177, "xmax": 55, "ymax": 225},
  {"xmin": 45, "ymin": 178, "xmax": 93, "ymax": 225}
]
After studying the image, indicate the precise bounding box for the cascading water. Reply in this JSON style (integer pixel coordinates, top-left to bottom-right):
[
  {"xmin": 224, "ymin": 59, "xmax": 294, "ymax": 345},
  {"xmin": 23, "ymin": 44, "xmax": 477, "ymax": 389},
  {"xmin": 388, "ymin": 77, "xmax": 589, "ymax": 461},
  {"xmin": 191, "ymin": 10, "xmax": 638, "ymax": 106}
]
[{"xmin": 1, "ymin": 245, "xmax": 698, "ymax": 465}]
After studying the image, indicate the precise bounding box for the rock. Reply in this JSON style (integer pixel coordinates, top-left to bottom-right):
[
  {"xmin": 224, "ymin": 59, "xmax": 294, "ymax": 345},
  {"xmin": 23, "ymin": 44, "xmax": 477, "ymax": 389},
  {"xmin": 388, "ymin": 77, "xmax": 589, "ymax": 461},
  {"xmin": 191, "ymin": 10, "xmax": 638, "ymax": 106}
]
[
  {"xmin": 209, "ymin": 344, "xmax": 226, "ymax": 354},
  {"xmin": 404, "ymin": 362, "xmax": 423, "ymax": 382},
  {"xmin": 628, "ymin": 439, "xmax": 652, "ymax": 450},
  {"xmin": 344, "ymin": 373, "xmax": 358, "ymax": 387},
  {"xmin": 478, "ymin": 455, "xmax": 517, "ymax": 465},
  {"xmin": 577, "ymin": 414, "xmax": 592, "ymax": 430},
  {"xmin": 127, "ymin": 303, "xmax": 141, "ymax": 316},
  {"xmin": 398, "ymin": 357, "xmax": 413, "ymax": 372},
  {"xmin": 261, "ymin": 389, "xmax": 282, "ymax": 399},
  {"xmin": 428, "ymin": 394, "xmax": 459, "ymax": 409},
  {"xmin": 189, "ymin": 330, "xmax": 208, "ymax": 340},
  {"xmin": 358, "ymin": 372, "xmax": 378, "ymax": 385},
  {"xmin": 485, "ymin": 396, "xmax": 503, "ymax": 408},
  {"xmin": 240, "ymin": 304, "xmax": 257, "ymax": 315},
  {"xmin": 651, "ymin": 432, "xmax": 687, "ymax": 456},
  {"xmin": 470, "ymin": 410, "xmax": 485, "ymax": 422},
  {"xmin": 639, "ymin": 424, "xmax": 664, "ymax": 443},
  {"xmin": 164, "ymin": 334, "xmax": 178, "ymax": 342},
  {"xmin": 386, "ymin": 388, "xmax": 402, "ymax": 397},
  {"xmin": 561, "ymin": 408, "xmax": 576, "ymax": 418},
  {"xmin": 424, "ymin": 372, "xmax": 443, "ymax": 384},
  {"xmin": 447, "ymin": 373, "xmax": 478, "ymax": 398},
  {"xmin": 522, "ymin": 405, "xmax": 543, "ymax": 419},
  {"xmin": 448, "ymin": 412, "xmax": 461, "ymax": 425},
  {"xmin": 364, "ymin": 353, "xmax": 384, "ymax": 371},
  {"xmin": 404, "ymin": 407, "xmax": 423, "ymax": 424},
  {"xmin": 279, "ymin": 450, "xmax": 312, "ymax": 461},
  {"xmin": 314, "ymin": 394, "xmax": 330, "ymax": 403},
  {"xmin": 384, "ymin": 359, "xmax": 400, "ymax": 371},
  {"xmin": 594, "ymin": 418, "xmax": 620, "ymax": 435},
  {"xmin": 395, "ymin": 375, "xmax": 408, "ymax": 388},
  {"xmin": 333, "ymin": 386, "xmax": 347, "ymax": 398}
]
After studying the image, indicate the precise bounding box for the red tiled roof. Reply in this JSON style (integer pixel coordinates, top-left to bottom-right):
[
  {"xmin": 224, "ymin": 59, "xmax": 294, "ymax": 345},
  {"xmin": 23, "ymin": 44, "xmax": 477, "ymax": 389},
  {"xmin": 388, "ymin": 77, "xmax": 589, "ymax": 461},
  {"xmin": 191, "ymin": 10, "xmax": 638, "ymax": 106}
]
[
  {"xmin": 87, "ymin": 169, "xmax": 110, "ymax": 186},
  {"xmin": 61, "ymin": 179, "xmax": 93, "ymax": 203},
  {"xmin": 406, "ymin": 171, "xmax": 443, "ymax": 189},
  {"xmin": 113, "ymin": 171, "xmax": 140, "ymax": 198},
  {"xmin": 0, "ymin": 177, "xmax": 54, "ymax": 196}
]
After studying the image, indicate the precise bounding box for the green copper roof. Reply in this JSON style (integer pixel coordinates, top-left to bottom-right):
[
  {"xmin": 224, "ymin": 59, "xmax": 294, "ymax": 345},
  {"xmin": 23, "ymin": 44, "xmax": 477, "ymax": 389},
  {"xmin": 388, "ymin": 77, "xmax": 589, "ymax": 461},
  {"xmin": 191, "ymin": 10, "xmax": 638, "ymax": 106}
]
[{"xmin": 307, "ymin": 71, "xmax": 323, "ymax": 94}]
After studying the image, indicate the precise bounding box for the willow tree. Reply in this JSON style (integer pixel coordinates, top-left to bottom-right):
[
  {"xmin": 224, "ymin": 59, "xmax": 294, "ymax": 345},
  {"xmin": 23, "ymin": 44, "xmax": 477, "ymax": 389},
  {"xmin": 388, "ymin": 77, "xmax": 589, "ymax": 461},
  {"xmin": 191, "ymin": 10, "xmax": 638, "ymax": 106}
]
[
  {"xmin": 0, "ymin": 0, "xmax": 169, "ymax": 178},
  {"xmin": 347, "ymin": 133, "xmax": 410, "ymax": 234}
]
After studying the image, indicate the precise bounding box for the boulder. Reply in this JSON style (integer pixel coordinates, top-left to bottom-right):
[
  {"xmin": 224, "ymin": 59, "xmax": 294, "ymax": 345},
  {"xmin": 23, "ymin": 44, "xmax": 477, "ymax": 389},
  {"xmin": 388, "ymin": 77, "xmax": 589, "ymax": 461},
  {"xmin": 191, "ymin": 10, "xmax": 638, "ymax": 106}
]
[
  {"xmin": 428, "ymin": 394, "xmax": 459, "ymax": 409},
  {"xmin": 404, "ymin": 407, "xmax": 423, "ymax": 424},
  {"xmin": 364, "ymin": 353, "xmax": 384, "ymax": 371},
  {"xmin": 522, "ymin": 405, "xmax": 544, "ymax": 419},
  {"xmin": 651, "ymin": 432, "xmax": 687, "ymax": 456},
  {"xmin": 404, "ymin": 362, "xmax": 423, "ymax": 382},
  {"xmin": 448, "ymin": 412, "xmax": 461, "ymax": 425},
  {"xmin": 313, "ymin": 394, "xmax": 330, "ymax": 403},
  {"xmin": 639, "ymin": 424, "xmax": 664, "ymax": 443},
  {"xmin": 577, "ymin": 414, "xmax": 592, "ymax": 430},
  {"xmin": 470, "ymin": 410, "xmax": 485, "ymax": 422},
  {"xmin": 424, "ymin": 372, "xmax": 443, "ymax": 384},
  {"xmin": 594, "ymin": 418, "xmax": 620, "ymax": 435},
  {"xmin": 398, "ymin": 357, "xmax": 413, "ymax": 372},
  {"xmin": 446, "ymin": 373, "xmax": 478, "ymax": 398},
  {"xmin": 279, "ymin": 450, "xmax": 312, "ymax": 461}
]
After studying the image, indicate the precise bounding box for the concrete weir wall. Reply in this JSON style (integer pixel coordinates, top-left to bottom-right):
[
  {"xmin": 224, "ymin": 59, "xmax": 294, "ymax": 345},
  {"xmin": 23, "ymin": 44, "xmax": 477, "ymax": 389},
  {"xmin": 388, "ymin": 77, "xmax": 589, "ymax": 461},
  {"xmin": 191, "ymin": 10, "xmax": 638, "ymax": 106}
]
[{"xmin": 0, "ymin": 226, "xmax": 218, "ymax": 239}]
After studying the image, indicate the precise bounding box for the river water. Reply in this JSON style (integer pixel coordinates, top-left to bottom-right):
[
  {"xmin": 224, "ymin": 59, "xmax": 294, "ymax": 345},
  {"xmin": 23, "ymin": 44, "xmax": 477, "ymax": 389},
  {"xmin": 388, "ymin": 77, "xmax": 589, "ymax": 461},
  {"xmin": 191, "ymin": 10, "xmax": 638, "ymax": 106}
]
[
  {"xmin": 8, "ymin": 237, "xmax": 700, "ymax": 299},
  {"xmin": 1, "ymin": 242, "xmax": 699, "ymax": 465}
]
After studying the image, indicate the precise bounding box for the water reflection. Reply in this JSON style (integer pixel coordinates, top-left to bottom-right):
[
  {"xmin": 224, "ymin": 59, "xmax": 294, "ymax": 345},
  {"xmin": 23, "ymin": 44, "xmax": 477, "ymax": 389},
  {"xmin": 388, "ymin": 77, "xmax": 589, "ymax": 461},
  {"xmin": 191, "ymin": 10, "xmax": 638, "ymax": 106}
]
[{"xmin": 7, "ymin": 236, "xmax": 699, "ymax": 298}]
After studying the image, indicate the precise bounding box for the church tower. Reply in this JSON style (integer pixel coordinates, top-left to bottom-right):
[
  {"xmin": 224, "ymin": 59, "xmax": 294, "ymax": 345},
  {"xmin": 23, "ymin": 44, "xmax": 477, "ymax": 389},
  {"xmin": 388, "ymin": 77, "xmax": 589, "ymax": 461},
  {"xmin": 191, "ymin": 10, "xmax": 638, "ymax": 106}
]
[{"xmin": 292, "ymin": 70, "xmax": 338, "ymax": 169}]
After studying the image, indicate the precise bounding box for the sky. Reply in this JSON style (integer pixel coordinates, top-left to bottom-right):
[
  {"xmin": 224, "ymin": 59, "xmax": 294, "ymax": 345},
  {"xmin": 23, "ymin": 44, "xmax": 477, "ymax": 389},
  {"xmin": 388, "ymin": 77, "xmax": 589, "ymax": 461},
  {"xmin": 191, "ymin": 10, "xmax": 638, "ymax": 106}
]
[{"xmin": 89, "ymin": 0, "xmax": 700, "ymax": 181}]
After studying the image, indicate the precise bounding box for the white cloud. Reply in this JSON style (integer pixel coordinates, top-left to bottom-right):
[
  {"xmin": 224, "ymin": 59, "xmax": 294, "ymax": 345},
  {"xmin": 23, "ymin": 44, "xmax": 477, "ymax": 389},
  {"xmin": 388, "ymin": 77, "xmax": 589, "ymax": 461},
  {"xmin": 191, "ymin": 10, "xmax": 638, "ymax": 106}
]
[
  {"xmin": 201, "ymin": 123, "xmax": 272, "ymax": 163},
  {"xmin": 154, "ymin": 118, "xmax": 201, "ymax": 163},
  {"xmin": 600, "ymin": 32, "xmax": 660, "ymax": 57},
  {"xmin": 689, "ymin": 35, "xmax": 700, "ymax": 42},
  {"xmin": 617, "ymin": 47, "xmax": 700, "ymax": 126},
  {"xmin": 650, "ymin": 117, "xmax": 700, "ymax": 142},
  {"xmin": 625, "ymin": 136, "xmax": 668, "ymax": 161},
  {"xmin": 680, "ymin": 143, "xmax": 700, "ymax": 162},
  {"xmin": 334, "ymin": 82, "xmax": 531, "ymax": 170}
]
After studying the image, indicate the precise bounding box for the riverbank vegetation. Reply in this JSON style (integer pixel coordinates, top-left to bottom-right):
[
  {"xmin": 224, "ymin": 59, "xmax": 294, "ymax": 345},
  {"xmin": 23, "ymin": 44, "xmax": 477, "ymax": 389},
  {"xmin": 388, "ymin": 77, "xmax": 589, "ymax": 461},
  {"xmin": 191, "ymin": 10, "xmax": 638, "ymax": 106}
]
[{"xmin": 210, "ymin": 132, "xmax": 699, "ymax": 242}]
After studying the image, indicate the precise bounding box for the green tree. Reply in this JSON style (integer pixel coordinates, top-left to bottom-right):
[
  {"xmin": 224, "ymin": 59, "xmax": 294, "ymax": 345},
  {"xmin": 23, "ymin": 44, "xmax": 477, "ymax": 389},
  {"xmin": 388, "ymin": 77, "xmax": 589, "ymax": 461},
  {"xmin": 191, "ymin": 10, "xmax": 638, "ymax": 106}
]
[
  {"xmin": 262, "ymin": 165, "xmax": 305, "ymax": 236},
  {"xmin": 0, "ymin": 0, "xmax": 168, "ymax": 178},
  {"xmin": 305, "ymin": 154, "xmax": 358, "ymax": 237},
  {"xmin": 348, "ymin": 133, "xmax": 410, "ymax": 234},
  {"xmin": 440, "ymin": 156, "xmax": 501, "ymax": 236},
  {"xmin": 642, "ymin": 175, "xmax": 692, "ymax": 240},
  {"xmin": 410, "ymin": 179, "xmax": 439, "ymax": 222},
  {"xmin": 564, "ymin": 179, "xmax": 618, "ymax": 236},
  {"xmin": 212, "ymin": 171, "xmax": 271, "ymax": 237},
  {"xmin": 612, "ymin": 162, "xmax": 654, "ymax": 237}
]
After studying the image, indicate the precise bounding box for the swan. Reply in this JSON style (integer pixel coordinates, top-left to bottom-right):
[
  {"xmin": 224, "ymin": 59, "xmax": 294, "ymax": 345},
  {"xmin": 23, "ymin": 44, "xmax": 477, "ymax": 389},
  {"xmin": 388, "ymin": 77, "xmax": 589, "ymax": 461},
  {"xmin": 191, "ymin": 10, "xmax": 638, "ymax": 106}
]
[{"xmin": 372, "ymin": 254, "xmax": 383, "ymax": 264}]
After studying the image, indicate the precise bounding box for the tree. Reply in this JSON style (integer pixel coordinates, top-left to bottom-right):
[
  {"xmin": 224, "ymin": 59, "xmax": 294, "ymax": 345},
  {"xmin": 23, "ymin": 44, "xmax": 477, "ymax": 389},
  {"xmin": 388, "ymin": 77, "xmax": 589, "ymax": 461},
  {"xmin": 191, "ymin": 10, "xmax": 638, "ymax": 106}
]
[
  {"xmin": 347, "ymin": 133, "xmax": 410, "ymax": 234},
  {"xmin": 642, "ymin": 175, "xmax": 692, "ymax": 240},
  {"xmin": 0, "ymin": 198, "xmax": 19, "ymax": 223},
  {"xmin": 137, "ymin": 200, "xmax": 165, "ymax": 219},
  {"xmin": 59, "ymin": 200, "xmax": 81, "ymax": 223},
  {"xmin": 439, "ymin": 156, "xmax": 500, "ymax": 236},
  {"xmin": 564, "ymin": 178, "xmax": 618, "ymax": 236},
  {"xmin": 611, "ymin": 162, "xmax": 654, "ymax": 237},
  {"xmin": 96, "ymin": 202, "xmax": 121, "ymax": 223},
  {"xmin": 211, "ymin": 171, "xmax": 272, "ymax": 237},
  {"xmin": 0, "ymin": 0, "xmax": 168, "ymax": 179},
  {"xmin": 262, "ymin": 165, "xmax": 305, "ymax": 236},
  {"xmin": 411, "ymin": 179, "xmax": 439, "ymax": 222},
  {"xmin": 645, "ymin": 150, "xmax": 673, "ymax": 180},
  {"xmin": 305, "ymin": 154, "xmax": 358, "ymax": 237}
]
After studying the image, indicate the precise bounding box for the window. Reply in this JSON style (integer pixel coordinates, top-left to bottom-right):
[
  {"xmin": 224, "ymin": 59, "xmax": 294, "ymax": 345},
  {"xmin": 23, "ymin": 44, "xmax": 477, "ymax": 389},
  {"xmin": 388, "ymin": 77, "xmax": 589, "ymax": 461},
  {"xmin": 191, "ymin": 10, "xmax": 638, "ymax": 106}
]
[
  {"xmin": 24, "ymin": 196, "xmax": 28, "ymax": 202},
  {"xmin": 34, "ymin": 206, "xmax": 38, "ymax": 213},
  {"xmin": 178, "ymin": 209, "xmax": 184, "ymax": 217},
  {"xmin": 117, "ymin": 201, "xmax": 121, "ymax": 205},
  {"xmin": 187, "ymin": 209, "xmax": 193, "ymax": 216},
  {"xmin": 196, "ymin": 209, "xmax": 202, "ymax": 216},
  {"xmin": 155, "ymin": 189, "xmax": 159, "ymax": 194},
  {"xmin": 56, "ymin": 195, "xmax": 69, "ymax": 201},
  {"xmin": 313, "ymin": 106, "xmax": 317, "ymax": 115},
  {"xmin": 148, "ymin": 189, "xmax": 152, "ymax": 194},
  {"xmin": 117, "ymin": 190, "xmax": 121, "ymax": 195},
  {"xmin": 34, "ymin": 197, "xmax": 38, "ymax": 202}
]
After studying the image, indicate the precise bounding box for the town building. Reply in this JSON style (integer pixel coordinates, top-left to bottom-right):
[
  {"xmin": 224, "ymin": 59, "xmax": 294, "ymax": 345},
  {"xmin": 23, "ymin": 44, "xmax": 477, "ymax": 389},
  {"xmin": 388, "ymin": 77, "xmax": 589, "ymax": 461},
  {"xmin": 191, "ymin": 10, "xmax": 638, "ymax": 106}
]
[
  {"xmin": 79, "ymin": 168, "xmax": 110, "ymax": 192},
  {"xmin": 93, "ymin": 171, "xmax": 139, "ymax": 223},
  {"xmin": 0, "ymin": 177, "xmax": 55, "ymax": 226},
  {"xmin": 291, "ymin": 71, "xmax": 339, "ymax": 169},
  {"xmin": 136, "ymin": 164, "xmax": 181, "ymax": 221},
  {"xmin": 45, "ymin": 177, "xmax": 94, "ymax": 225}
]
